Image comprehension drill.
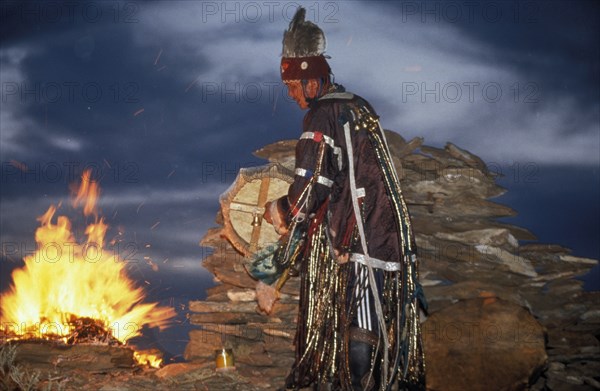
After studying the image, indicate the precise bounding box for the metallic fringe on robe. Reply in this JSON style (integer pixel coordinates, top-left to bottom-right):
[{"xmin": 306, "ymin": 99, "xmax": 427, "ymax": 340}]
[{"xmin": 284, "ymin": 109, "xmax": 426, "ymax": 390}]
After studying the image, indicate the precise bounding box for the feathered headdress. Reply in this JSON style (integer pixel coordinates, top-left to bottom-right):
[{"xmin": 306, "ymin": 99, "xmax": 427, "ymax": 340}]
[{"xmin": 280, "ymin": 7, "xmax": 330, "ymax": 82}]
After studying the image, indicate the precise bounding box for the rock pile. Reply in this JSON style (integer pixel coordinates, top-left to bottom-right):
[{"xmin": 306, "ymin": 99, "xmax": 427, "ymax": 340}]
[{"xmin": 186, "ymin": 132, "xmax": 599, "ymax": 390}]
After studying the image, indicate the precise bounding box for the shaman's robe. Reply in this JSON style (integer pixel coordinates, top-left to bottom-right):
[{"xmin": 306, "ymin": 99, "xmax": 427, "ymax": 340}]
[{"xmin": 272, "ymin": 88, "xmax": 426, "ymax": 390}]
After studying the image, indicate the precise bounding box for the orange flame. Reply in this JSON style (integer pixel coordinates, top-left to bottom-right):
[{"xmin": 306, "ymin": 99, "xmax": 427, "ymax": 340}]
[
  {"xmin": 134, "ymin": 350, "xmax": 164, "ymax": 368},
  {"xmin": 0, "ymin": 170, "xmax": 176, "ymax": 344}
]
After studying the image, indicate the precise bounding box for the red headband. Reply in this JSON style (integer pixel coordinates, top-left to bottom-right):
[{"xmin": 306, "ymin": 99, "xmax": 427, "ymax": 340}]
[{"xmin": 281, "ymin": 56, "xmax": 330, "ymax": 81}]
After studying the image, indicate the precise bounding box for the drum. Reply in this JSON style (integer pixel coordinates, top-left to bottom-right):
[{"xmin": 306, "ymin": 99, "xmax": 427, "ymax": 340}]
[{"xmin": 219, "ymin": 163, "xmax": 294, "ymax": 257}]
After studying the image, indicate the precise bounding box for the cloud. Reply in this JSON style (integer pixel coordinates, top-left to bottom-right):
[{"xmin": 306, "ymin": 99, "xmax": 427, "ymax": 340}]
[
  {"xmin": 1, "ymin": 0, "xmax": 597, "ymax": 173},
  {"xmin": 0, "ymin": 47, "xmax": 37, "ymax": 156},
  {"xmin": 100, "ymin": 183, "xmax": 230, "ymax": 207},
  {"xmin": 122, "ymin": 1, "xmax": 599, "ymax": 166},
  {"xmin": 0, "ymin": 181, "xmax": 229, "ymax": 215},
  {"xmin": 311, "ymin": 3, "xmax": 598, "ymax": 166}
]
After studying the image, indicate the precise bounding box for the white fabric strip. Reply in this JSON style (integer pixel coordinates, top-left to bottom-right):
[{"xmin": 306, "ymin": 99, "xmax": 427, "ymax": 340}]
[
  {"xmin": 350, "ymin": 253, "xmax": 401, "ymax": 272},
  {"xmin": 300, "ymin": 132, "xmax": 343, "ymax": 169},
  {"xmin": 300, "ymin": 131, "xmax": 335, "ymax": 149},
  {"xmin": 333, "ymin": 146, "xmax": 343, "ymax": 170},
  {"xmin": 355, "ymin": 262, "xmax": 373, "ymax": 331},
  {"xmin": 294, "ymin": 168, "xmax": 334, "ymax": 187},
  {"xmin": 316, "ymin": 175, "xmax": 334, "ymax": 187},
  {"xmin": 361, "ymin": 264, "xmax": 372, "ymax": 331},
  {"xmin": 343, "ymin": 120, "xmax": 389, "ymax": 383},
  {"xmin": 355, "ymin": 262, "xmax": 365, "ymax": 329},
  {"xmin": 295, "ymin": 167, "xmax": 310, "ymax": 177}
]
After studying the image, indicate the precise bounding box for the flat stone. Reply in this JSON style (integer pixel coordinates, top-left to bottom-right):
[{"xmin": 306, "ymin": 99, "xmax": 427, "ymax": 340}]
[
  {"xmin": 546, "ymin": 329, "xmax": 600, "ymax": 357},
  {"xmin": 405, "ymin": 171, "xmax": 501, "ymax": 199},
  {"xmin": 410, "ymin": 217, "xmax": 537, "ymax": 241},
  {"xmin": 445, "ymin": 142, "xmax": 488, "ymax": 172},
  {"xmin": 155, "ymin": 362, "xmax": 207, "ymax": 379},
  {"xmin": 560, "ymin": 255, "xmax": 599, "ymax": 266},
  {"xmin": 548, "ymin": 362, "xmax": 566, "ymax": 372},
  {"xmin": 519, "ymin": 243, "xmax": 572, "ymax": 254},
  {"xmin": 227, "ymin": 289, "xmax": 257, "ymax": 302},
  {"xmin": 435, "ymin": 228, "xmax": 518, "ymax": 249},
  {"xmin": 420, "ymin": 278, "xmax": 444, "ymax": 287},
  {"xmin": 424, "ymin": 280, "xmax": 530, "ymax": 309},
  {"xmin": 475, "ymin": 245, "xmax": 537, "ymax": 277},
  {"xmin": 532, "ymin": 271, "xmax": 585, "ymax": 282},
  {"xmin": 253, "ymin": 140, "xmax": 296, "ymax": 164},
  {"xmin": 544, "ymin": 278, "xmax": 585, "ymax": 296},
  {"xmin": 189, "ymin": 300, "xmax": 259, "ymax": 314},
  {"xmin": 12, "ymin": 341, "xmax": 135, "ymax": 372},
  {"xmin": 437, "ymin": 196, "xmax": 517, "ymax": 218},
  {"xmin": 583, "ymin": 377, "xmax": 600, "ymax": 389},
  {"xmin": 388, "ymin": 135, "xmax": 422, "ymax": 158},
  {"xmin": 189, "ymin": 312, "xmax": 282, "ymax": 325},
  {"xmin": 581, "ymin": 309, "xmax": 600, "ymax": 321}
]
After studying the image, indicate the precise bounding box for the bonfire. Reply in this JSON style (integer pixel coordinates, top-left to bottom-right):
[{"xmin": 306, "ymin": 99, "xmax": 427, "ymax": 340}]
[{"xmin": 0, "ymin": 170, "xmax": 176, "ymax": 367}]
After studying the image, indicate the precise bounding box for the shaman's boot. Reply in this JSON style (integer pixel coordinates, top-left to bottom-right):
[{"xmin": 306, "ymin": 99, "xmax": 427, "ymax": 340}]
[{"xmin": 349, "ymin": 338, "xmax": 380, "ymax": 391}]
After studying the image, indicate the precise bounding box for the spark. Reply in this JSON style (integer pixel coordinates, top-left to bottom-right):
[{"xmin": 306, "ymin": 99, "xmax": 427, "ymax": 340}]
[
  {"xmin": 150, "ymin": 221, "xmax": 160, "ymax": 230},
  {"xmin": 9, "ymin": 160, "xmax": 27, "ymax": 172},
  {"xmin": 133, "ymin": 108, "xmax": 145, "ymax": 117},
  {"xmin": 272, "ymin": 89, "xmax": 279, "ymax": 114},
  {"xmin": 136, "ymin": 202, "xmax": 145, "ymax": 214},
  {"xmin": 154, "ymin": 48, "xmax": 163, "ymax": 65},
  {"xmin": 185, "ymin": 77, "xmax": 200, "ymax": 93},
  {"xmin": 167, "ymin": 170, "xmax": 176, "ymax": 179},
  {"xmin": 146, "ymin": 258, "xmax": 159, "ymax": 272}
]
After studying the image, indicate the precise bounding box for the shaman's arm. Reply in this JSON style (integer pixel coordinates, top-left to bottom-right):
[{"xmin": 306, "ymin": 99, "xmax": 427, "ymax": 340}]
[{"xmin": 272, "ymin": 107, "xmax": 340, "ymax": 227}]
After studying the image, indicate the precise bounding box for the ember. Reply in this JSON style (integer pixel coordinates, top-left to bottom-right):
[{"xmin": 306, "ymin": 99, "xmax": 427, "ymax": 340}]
[
  {"xmin": 64, "ymin": 316, "xmax": 120, "ymax": 346},
  {"xmin": 0, "ymin": 170, "xmax": 176, "ymax": 367}
]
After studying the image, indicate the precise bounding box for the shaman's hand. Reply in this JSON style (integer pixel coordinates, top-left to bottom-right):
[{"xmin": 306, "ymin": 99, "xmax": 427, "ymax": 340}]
[
  {"xmin": 255, "ymin": 280, "xmax": 279, "ymax": 315},
  {"xmin": 264, "ymin": 201, "xmax": 289, "ymax": 236},
  {"xmin": 334, "ymin": 249, "xmax": 350, "ymax": 264}
]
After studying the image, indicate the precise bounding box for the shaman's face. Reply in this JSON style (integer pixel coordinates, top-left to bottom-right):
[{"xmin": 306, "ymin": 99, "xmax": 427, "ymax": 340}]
[{"xmin": 285, "ymin": 80, "xmax": 319, "ymax": 110}]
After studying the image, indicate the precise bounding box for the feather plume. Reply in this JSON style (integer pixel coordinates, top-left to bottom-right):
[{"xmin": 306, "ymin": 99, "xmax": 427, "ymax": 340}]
[{"xmin": 282, "ymin": 7, "xmax": 326, "ymax": 57}]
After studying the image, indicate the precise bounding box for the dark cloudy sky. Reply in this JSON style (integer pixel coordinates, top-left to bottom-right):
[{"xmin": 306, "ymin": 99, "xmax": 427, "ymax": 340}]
[{"xmin": 1, "ymin": 0, "xmax": 598, "ymax": 359}]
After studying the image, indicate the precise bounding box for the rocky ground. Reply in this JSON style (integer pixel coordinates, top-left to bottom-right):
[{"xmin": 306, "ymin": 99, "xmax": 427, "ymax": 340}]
[{"xmin": 2, "ymin": 133, "xmax": 598, "ymax": 390}]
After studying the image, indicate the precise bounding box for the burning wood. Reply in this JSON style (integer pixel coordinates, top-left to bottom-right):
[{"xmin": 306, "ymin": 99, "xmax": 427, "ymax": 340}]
[
  {"xmin": 0, "ymin": 170, "xmax": 175, "ymax": 368},
  {"xmin": 65, "ymin": 316, "xmax": 121, "ymax": 346}
]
